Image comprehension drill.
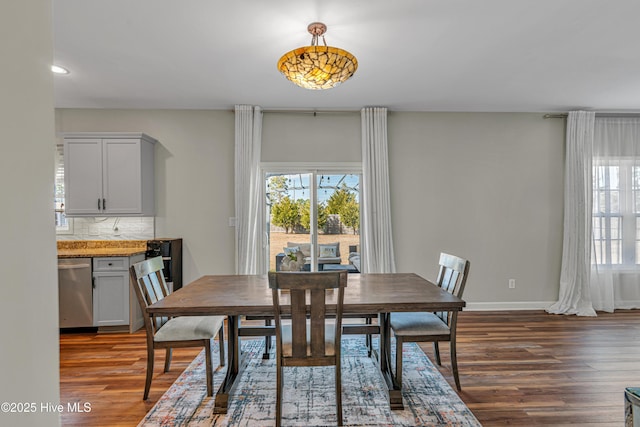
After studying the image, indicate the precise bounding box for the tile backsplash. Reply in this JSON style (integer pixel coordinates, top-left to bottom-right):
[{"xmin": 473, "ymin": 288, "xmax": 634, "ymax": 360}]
[{"xmin": 57, "ymin": 217, "xmax": 155, "ymax": 241}]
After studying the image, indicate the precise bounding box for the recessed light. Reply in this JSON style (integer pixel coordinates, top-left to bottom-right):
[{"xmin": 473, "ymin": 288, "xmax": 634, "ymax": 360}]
[{"xmin": 51, "ymin": 65, "xmax": 69, "ymax": 75}]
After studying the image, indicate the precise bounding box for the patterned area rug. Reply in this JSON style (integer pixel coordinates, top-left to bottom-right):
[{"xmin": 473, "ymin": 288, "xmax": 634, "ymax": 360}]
[{"xmin": 139, "ymin": 337, "xmax": 481, "ymax": 426}]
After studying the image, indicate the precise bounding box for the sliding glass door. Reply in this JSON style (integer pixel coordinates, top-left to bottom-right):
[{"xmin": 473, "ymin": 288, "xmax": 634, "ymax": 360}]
[
  {"xmin": 265, "ymin": 165, "xmax": 360, "ymax": 272},
  {"xmin": 266, "ymin": 172, "xmax": 313, "ymax": 271}
]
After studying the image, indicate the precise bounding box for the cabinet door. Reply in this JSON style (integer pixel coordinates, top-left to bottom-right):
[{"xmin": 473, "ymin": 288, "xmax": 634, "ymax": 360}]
[
  {"xmin": 93, "ymin": 271, "xmax": 130, "ymax": 326},
  {"xmin": 102, "ymin": 139, "xmax": 143, "ymax": 215},
  {"xmin": 64, "ymin": 139, "xmax": 103, "ymax": 215}
]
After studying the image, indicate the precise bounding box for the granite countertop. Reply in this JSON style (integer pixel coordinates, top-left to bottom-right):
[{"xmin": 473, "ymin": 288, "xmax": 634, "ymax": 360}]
[{"xmin": 57, "ymin": 240, "xmax": 147, "ymax": 258}]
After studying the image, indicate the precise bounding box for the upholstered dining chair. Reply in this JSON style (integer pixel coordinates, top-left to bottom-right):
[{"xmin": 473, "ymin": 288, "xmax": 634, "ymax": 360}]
[
  {"xmin": 390, "ymin": 252, "xmax": 470, "ymax": 391},
  {"xmin": 268, "ymin": 270, "xmax": 348, "ymax": 427},
  {"xmin": 130, "ymin": 256, "xmax": 226, "ymax": 400}
]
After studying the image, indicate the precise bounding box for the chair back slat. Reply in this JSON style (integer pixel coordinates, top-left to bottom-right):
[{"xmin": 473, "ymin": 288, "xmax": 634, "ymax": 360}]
[
  {"xmin": 310, "ymin": 288, "xmax": 327, "ymax": 357},
  {"xmin": 289, "ymin": 289, "xmax": 308, "ymax": 358},
  {"xmin": 439, "ymin": 268, "xmax": 460, "ymax": 295},
  {"xmin": 149, "ymin": 272, "xmax": 167, "ymax": 302}
]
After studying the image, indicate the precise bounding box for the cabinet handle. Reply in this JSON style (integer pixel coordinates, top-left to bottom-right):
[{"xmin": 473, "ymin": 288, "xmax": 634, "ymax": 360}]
[
  {"xmin": 98, "ymin": 198, "xmax": 101, "ymax": 210},
  {"xmin": 103, "ymin": 198, "xmax": 106, "ymax": 210}
]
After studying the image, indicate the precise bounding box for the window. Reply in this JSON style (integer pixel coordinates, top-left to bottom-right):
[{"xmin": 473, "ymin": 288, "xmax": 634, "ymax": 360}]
[
  {"xmin": 592, "ymin": 159, "xmax": 640, "ymax": 266},
  {"xmin": 55, "ymin": 144, "xmax": 73, "ymax": 234}
]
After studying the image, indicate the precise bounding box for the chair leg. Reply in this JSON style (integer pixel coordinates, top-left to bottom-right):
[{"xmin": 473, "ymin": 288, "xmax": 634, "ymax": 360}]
[
  {"xmin": 218, "ymin": 323, "xmax": 226, "ymax": 367},
  {"xmin": 143, "ymin": 346, "xmax": 154, "ymax": 400},
  {"xmin": 164, "ymin": 348, "xmax": 172, "ymax": 372},
  {"xmin": 204, "ymin": 339, "xmax": 213, "ymax": 397},
  {"xmin": 336, "ymin": 361, "xmax": 343, "ymax": 426},
  {"xmin": 450, "ymin": 339, "xmax": 461, "ymax": 391},
  {"xmin": 395, "ymin": 336, "xmax": 403, "ymax": 387},
  {"xmin": 276, "ymin": 362, "xmax": 283, "ymax": 427},
  {"xmin": 433, "ymin": 342, "xmax": 441, "ymax": 365}
]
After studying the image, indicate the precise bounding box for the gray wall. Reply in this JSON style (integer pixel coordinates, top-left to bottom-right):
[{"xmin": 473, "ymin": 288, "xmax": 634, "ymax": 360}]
[
  {"xmin": 262, "ymin": 112, "xmax": 361, "ymax": 162},
  {"xmin": 1, "ymin": 1, "xmax": 61, "ymax": 425},
  {"xmin": 55, "ymin": 109, "xmax": 566, "ymax": 308},
  {"xmin": 388, "ymin": 113, "xmax": 565, "ymax": 308}
]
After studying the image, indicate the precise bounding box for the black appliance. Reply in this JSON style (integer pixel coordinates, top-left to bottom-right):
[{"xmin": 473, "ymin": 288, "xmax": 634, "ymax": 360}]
[{"xmin": 146, "ymin": 238, "xmax": 183, "ymax": 291}]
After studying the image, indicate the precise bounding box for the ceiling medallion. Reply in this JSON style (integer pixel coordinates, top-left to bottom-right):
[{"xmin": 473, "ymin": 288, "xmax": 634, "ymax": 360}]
[{"xmin": 277, "ymin": 22, "xmax": 358, "ymax": 90}]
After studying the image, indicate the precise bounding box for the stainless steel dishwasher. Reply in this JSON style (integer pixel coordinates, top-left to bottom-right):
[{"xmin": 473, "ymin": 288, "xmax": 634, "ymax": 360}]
[{"xmin": 58, "ymin": 258, "xmax": 93, "ymax": 328}]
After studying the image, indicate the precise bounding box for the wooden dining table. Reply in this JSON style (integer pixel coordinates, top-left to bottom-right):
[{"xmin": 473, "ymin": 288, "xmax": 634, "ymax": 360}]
[{"xmin": 146, "ymin": 272, "xmax": 465, "ymax": 413}]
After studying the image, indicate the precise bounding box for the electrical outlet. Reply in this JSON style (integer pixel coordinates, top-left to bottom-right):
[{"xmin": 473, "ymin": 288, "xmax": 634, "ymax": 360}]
[{"xmin": 508, "ymin": 279, "xmax": 516, "ymax": 289}]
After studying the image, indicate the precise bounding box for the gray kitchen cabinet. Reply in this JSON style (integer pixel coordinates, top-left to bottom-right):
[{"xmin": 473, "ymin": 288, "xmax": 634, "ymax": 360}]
[
  {"xmin": 92, "ymin": 254, "xmax": 144, "ymax": 329},
  {"xmin": 63, "ymin": 132, "xmax": 157, "ymax": 216}
]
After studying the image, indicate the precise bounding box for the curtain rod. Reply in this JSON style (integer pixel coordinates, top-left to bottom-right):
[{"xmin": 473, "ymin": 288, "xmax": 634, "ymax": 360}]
[
  {"xmin": 261, "ymin": 109, "xmax": 360, "ymax": 115},
  {"xmin": 544, "ymin": 112, "xmax": 640, "ymax": 119}
]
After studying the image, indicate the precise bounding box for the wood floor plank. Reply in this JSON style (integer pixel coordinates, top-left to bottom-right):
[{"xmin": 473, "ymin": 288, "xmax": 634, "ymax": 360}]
[{"xmin": 59, "ymin": 310, "xmax": 640, "ymax": 425}]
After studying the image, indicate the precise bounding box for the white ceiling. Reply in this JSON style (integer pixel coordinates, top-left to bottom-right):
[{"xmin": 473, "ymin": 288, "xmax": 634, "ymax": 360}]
[{"xmin": 53, "ymin": 0, "xmax": 640, "ymax": 112}]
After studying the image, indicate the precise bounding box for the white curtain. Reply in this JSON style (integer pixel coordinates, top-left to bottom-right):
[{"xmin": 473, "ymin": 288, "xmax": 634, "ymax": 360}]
[
  {"xmin": 547, "ymin": 111, "xmax": 597, "ymax": 316},
  {"xmin": 234, "ymin": 105, "xmax": 265, "ymax": 275},
  {"xmin": 590, "ymin": 117, "xmax": 640, "ymax": 312},
  {"xmin": 360, "ymin": 107, "xmax": 396, "ymax": 273}
]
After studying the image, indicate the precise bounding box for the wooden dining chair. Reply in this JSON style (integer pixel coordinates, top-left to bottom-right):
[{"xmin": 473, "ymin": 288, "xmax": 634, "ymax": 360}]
[
  {"xmin": 268, "ymin": 270, "xmax": 348, "ymax": 427},
  {"xmin": 390, "ymin": 252, "xmax": 470, "ymax": 391},
  {"xmin": 130, "ymin": 256, "xmax": 225, "ymax": 400}
]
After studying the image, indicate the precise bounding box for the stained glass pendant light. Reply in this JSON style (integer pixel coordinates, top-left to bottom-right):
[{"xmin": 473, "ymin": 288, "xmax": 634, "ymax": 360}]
[{"xmin": 277, "ymin": 22, "xmax": 358, "ymax": 90}]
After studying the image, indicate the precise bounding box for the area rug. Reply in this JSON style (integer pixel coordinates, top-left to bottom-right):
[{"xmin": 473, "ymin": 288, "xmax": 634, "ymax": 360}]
[{"xmin": 139, "ymin": 337, "xmax": 481, "ymax": 426}]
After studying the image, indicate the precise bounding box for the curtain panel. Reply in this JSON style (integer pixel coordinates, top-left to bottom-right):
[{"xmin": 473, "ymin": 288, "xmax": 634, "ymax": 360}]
[
  {"xmin": 234, "ymin": 105, "xmax": 265, "ymax": 275},
  {"xmin": 360, "ymin": 107, "xmax": 396, "ymax": 273},
  {"xmin": 547, "ymin": 111, "xmax": 596, "ymax": 316},
  {"xmin": 590, "ymin": 117, "xmax": 640, "ymax": 311}
]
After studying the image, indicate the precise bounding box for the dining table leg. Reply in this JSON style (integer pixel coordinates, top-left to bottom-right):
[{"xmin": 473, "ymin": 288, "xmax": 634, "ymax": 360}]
[
  {"xmin": 378, "ymin": 312, "xmax": 404, "ymax": 410},
  {"xmin": 214, "ymin": 314, "xmax": 240, "ymax": 413}
]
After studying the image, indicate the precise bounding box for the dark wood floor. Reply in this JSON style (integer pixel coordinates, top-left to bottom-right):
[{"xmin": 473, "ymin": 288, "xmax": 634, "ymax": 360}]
[{"xmin": 60, "ymin": 310, "xmax": 640, "ymax": 426}]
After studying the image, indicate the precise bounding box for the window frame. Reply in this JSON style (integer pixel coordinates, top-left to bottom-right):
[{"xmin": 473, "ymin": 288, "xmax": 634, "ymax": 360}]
[{"xmin": 592, "ymin": 158, "xmax": 639, "ymax": 268}]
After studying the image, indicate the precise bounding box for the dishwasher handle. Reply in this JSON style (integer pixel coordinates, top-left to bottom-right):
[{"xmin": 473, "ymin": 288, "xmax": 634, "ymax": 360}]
[{"xmin": 58, "ymin": 263, "xmax": 91, "ymax": 270}]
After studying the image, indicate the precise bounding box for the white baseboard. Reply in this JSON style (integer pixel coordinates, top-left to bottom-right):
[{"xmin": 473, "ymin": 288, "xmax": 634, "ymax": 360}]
[{"xmin": 464, "ymin": 301, "xmax": 555, "ymax": 311}]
